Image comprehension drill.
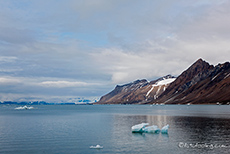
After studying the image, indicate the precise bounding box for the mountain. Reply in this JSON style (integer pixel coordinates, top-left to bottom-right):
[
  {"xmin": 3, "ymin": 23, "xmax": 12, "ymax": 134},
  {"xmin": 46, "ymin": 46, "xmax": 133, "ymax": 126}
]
[
  {"xmin": 97, "ymin": 75, "xmax": 176, "ymax": 104},
  {"xmin": 155, "ymin": 59, "xmax": 230, "ymax": 104},
  {"xmin": 97, "ymin": 58, "xmax": 230, "ymax": 104}
]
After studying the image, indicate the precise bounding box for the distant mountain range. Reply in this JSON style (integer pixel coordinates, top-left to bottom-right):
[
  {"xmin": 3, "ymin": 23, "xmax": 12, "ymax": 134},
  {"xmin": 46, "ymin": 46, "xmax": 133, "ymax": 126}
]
[
  {"xmin": 97, "ymin": 59, "xmax": 230, "ymax": 104},
  {"xmin": 1, "ymin": 98, "xmax": 96, "ymax": 105}
]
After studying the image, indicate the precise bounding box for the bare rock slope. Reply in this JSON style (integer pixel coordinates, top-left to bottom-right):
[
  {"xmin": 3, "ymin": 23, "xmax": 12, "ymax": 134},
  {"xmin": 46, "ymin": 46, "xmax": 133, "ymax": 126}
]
[
  {"xmin": 156, "ymin": 59, "xmax": 230, "ymax": 104},
  {"xmin": 97, "ymin": 59, "xmax": 230, "ymax": 104},
  {"xmin": 98, "ymin": 75, "xmax": 176, "ymax": 104}
]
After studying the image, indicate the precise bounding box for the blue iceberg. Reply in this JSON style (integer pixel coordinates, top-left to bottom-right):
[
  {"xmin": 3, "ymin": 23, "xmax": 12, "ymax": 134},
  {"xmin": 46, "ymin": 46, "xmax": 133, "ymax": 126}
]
[
  {"xmin": 143, "ymin": 125, "xmax": 160, "ymax": 133},
  {"xmin": 132, "ymin": 123, "xmax": 169, "ymax": 134},
  {"xmin": 131, "ymin": 123, "xmax": 149, "ymax": 133},
  {"xmin": 161, "ymin": 124, "xmax": 169, "ymax": 134}
]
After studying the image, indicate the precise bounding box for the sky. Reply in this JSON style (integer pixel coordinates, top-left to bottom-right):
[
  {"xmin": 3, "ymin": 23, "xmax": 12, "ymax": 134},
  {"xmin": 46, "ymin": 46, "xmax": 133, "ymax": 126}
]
[{"xmin": 0, "ymin": 0, "xmax": 230, "ymax": 103}]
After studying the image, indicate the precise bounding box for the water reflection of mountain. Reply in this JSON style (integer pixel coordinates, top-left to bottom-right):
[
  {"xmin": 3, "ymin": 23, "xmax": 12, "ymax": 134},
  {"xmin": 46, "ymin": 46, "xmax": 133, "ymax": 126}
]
[
  {"xmin": 110, "ymin": 114, "xmax": 230, "ymax": 153},
  {"xmin": 173, "ymin": 116, "xmax": 230, "ymax": 143}
]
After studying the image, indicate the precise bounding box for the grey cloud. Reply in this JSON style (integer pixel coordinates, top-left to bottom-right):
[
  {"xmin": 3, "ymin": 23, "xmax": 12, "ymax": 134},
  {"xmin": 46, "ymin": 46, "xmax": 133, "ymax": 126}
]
[
  {"xmin": 0, "ymin": 0, "xmax": 230, "ymax": 102},
  {"xmin": 0, "ymin": 76, "xmax": 106, "ymax": 100},
  {"xmin": 177, "ymin": 2, "xmax": 230, "ymax": 40},
  {"xmin": 0, "ymin": 27, "xmax": 35, "ymax": 44}
]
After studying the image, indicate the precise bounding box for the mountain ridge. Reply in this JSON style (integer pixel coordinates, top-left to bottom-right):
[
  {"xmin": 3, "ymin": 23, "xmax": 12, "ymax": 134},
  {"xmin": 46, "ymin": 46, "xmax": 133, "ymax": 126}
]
[
  {"xmin": 155, "ymin": 59, "xmax": 230, "ymax": 104},
  {"xmin": 97, "ymin": 58, "xmax": 230, "ymax": 104},
  {"xmin": 98, "ymin": 75, "xmax": 176, "ymax": 104}
]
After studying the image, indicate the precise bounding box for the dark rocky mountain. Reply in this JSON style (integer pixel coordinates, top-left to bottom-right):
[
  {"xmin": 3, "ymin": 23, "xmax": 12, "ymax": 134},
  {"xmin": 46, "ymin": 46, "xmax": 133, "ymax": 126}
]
[
  {"xmin": 97, "ymin": 58, "xmax": 230, "ymax": 104},
  {"xmin": 97, "ymin": 75, "xmax": 176, "ymax": 104},
  {"xmin": 155, "ymin": 59, "xmax": 230, "ymax": 104}
]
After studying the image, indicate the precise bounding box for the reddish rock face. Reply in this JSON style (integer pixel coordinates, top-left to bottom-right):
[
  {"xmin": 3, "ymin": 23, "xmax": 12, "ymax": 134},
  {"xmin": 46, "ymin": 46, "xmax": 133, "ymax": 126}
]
[
  {"xmin": 156, "ymin": 59, "xmax": 230, "ymax": 104},
  {"xmin": 97, "ymin": 58, "xmax": 230, "ymax": 104}
]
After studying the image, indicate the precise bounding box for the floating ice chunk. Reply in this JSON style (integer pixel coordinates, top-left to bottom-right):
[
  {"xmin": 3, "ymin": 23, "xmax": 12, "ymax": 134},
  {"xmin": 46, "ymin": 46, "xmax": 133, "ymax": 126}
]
[
  {"xmin": 15, "ymin": 106, "xmax": 34, "ymax": 110},
  {"xmin": 161, "ymin": 124, "xmax": 169, "ymax": 134},
  {"xmin": 15, "ymin": 106, "xmax": 24, "ymax": 110},
  {"xmin": 132, "ymin": 123, "xmax": 169, "ymax": 134},
  {"xmin": 27, "ymin": 106, "xmax": 34, "ymax": 109},
  {"xmin": 131, "ymin": 123, "xmax": 149, "ymax": 133},
  {"xmin": 90, "ymin": 145, "xmax": 103, "ymax": 149},
  {"xmin": 143, "ymin": 125, "xmax": 160, "ymax": 133}
]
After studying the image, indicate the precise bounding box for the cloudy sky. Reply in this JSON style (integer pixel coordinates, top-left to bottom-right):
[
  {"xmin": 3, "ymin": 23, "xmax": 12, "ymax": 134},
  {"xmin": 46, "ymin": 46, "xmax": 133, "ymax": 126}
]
[{"xmin": 0, "ymin": 0, "xmax": 230, "ymax": 102}]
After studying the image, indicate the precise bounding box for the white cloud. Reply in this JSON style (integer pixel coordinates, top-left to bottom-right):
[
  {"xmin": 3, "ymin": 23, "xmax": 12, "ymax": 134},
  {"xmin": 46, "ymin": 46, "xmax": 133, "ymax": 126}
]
[
  {"xmin": 92, "ymin": 32, "xmax": 230, "ymax": 84},
  {"xmin": 92, "ymin": 46, "xmax": 189, "ymax": 84},
  {"xmin": 39, "ymin": 80, "xmax": 95, "ymax": 88},
  {"xmin": 0, "ymin": 76, "xmax": 99, "ymax": 88},
  {"xmin": 0, "ymin": 56, "xmax": 17, "ymax": 63},
  {"xmin": 0, "ymin": 77, "xmax": 21, "ymax": 85}
]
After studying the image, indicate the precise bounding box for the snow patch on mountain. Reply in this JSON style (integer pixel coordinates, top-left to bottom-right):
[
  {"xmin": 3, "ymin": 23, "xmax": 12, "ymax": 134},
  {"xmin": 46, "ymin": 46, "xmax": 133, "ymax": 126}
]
[
  {"xmin": 146, "ymin": 78, "xmax": 176, "ymax": 97},
  {"xmin": 224, "ymin": 73, "xmax": 230, "ymax": 79},
  {"xmin": 156, "ymin": 78, "xmax": 176, "ymax": 86},
  {"xmin": 155, "ymin": 85, "xmax": 162, "ymax": 99},
  {"xmin": 146, "ymin": 85, "xmax": 155, "ymax": 97}
]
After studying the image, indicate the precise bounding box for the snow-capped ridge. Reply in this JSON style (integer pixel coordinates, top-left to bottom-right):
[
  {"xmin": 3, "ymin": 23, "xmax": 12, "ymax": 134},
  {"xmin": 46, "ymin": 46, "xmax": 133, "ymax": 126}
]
[{"xmin": 98, "ymin": 74, "xmax": 176, "ymax": 104}]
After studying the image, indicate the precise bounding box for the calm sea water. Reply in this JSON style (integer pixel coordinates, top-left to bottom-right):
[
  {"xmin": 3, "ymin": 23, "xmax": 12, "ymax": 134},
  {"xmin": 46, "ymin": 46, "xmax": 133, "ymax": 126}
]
[{"xmin": 0, "ymin": 104, "xmax": 230, "ymax": 154}]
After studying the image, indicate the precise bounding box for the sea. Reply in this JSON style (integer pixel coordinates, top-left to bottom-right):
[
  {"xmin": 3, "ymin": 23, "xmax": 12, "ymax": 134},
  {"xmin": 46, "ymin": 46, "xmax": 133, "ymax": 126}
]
[{"xmin": 0, "ymin": 104, "xmax": 230, "ymax": 154}]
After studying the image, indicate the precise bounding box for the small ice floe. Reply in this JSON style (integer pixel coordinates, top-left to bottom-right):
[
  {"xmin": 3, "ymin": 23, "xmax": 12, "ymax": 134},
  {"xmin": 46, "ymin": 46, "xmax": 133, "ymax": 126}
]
[
  {"xmin": 15, "ymin": 105, "xmax": 34, "ymax": 110},
  {"xmin": 131, "ymin": 123, "xmax": 149, "ymax": 133},
  {"xmin": 143, "ymin": 125, "xmax": 160, "ymax": 133},
  {"xmin": 161, "ymin": 124, "xmax": 169, "ymax": 134},
  {"xmin": 90, "ymin": 145, "xmax": 103, "ymax": 149}
]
